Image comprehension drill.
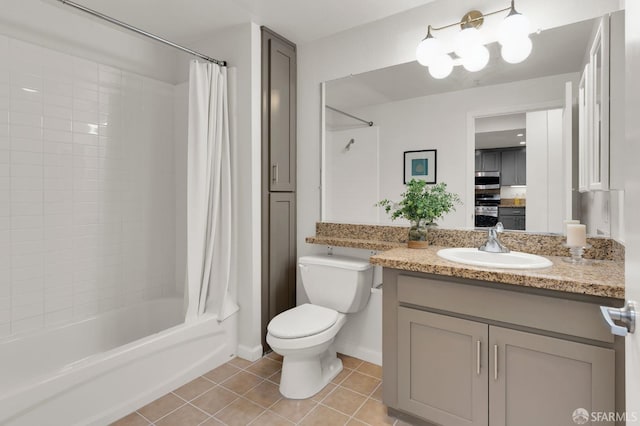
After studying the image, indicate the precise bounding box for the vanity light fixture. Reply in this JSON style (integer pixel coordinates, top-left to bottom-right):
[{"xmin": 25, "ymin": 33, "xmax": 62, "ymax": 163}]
[{"xmin": 416, "ymin": 0, "xmax": 532, "ymax": 79}]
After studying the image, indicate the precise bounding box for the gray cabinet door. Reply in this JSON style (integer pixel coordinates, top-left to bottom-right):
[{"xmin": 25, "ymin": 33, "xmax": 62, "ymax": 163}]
[
  {"xmin": 265, "ymin": 35, "xmax": 296, "ymax": 192},
  {"xmin": 481, "ymin": 151, "xmax": 501, "ymax": 172},
  {"xmin": 398, "ymin": 307, "xmax": 489, "ymax": 426},
  {"xmin": 268, "ymin": 193, "xmax": 297, "ymax": 320},
  {"xmin": 489, "ymin": 326, "xmax": 615, "ymax": 426},
  {"xmin": 515, "ymin": 148, "xmax": 526, "ymax": 185},
  {"xmin": 500, "ymin": 149, "xmax": 526, "ymax": 186}
]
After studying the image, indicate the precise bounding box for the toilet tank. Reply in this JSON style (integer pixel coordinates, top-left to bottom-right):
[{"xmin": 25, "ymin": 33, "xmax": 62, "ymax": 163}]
[{"xmin": 299, "ymin": 255, "xmax": 374, "ymax": 313}]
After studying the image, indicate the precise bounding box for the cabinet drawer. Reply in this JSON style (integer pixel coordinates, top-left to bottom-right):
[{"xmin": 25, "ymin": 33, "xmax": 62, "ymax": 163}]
[
  {"xmin": 397, "ymin": 274, "xmax": 614, "ymax": 343},
  {"xmin": 498, "ymin": 207, "xmax": 525, "ymax": 216}
]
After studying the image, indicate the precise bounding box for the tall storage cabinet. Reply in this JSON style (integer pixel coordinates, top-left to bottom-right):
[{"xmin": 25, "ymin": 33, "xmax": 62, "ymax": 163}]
[{"xmin": 261, "ymin": 27, "xmax": 297, "ymax": 350}]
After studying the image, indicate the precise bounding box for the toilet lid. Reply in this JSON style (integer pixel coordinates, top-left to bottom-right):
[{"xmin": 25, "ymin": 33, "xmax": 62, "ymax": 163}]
[{"xmin": 268, "ymin": 304, "xmax": 339, "ymax": 339}]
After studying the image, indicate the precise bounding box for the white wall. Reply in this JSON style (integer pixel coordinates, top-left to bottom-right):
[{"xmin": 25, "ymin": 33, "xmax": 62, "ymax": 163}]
[
  {"xmin": 0, "ymin": 35, "xmax": 176, "ymax": 338},
  {"xmin": 174, "ymin": 23, "xmax": 263, "ymax": 360},
  {"xmin": 325, "ymin": 127, "xmax": 380, "ymax": 224},
  {"xmin": 0, "ymin": 0, "xmax": 179, "ymax": 84}
]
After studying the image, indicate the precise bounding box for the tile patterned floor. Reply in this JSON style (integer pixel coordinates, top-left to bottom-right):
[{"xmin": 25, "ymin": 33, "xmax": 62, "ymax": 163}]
[{"xmin": 112, "ymin": 353, "xmax": 412, "ymax": 426}]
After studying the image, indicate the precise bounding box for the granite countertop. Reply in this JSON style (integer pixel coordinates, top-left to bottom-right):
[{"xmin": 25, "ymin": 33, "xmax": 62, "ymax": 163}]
[
  {"xmin": 370, "ymin": 246, "xmax": 624, "ymax": 300},
  {"xmin": 305, "ymin": 236, "xmax": 405, "ymax": 251}
]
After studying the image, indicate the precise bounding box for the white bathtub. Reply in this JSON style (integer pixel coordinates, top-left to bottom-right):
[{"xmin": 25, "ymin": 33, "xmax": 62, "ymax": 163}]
[{"xmin": 0, "ymin": 297, "xmax": 238, "ymax": 426}]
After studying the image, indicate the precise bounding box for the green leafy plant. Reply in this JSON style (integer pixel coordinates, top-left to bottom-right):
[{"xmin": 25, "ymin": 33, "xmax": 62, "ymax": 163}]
[{"xmin": 377, "ymin": 179, "xmax": 461, "ymax": 226}]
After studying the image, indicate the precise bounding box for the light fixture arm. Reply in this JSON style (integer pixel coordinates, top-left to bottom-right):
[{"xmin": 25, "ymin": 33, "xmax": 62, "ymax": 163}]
[{"xmin": 428, "ymin": 1, "xmax": 516, "ymax": 32}]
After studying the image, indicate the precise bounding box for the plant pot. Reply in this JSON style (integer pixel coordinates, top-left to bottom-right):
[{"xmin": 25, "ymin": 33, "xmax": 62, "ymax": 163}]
[{"xmin": 407, "ymin": 220, "xmax": 430, "ymax": 249}]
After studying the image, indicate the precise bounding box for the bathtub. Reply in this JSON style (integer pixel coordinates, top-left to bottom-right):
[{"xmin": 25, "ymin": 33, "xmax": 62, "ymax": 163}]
[{"xmin": 0, "ymin": 297, "xmax": 238, "ymax": 426}]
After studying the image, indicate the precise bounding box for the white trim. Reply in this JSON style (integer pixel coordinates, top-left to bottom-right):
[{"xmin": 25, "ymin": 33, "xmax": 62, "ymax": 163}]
[
  {"xmin": 333, "ymin": 341, "xmax": 382, "ymax": 366},
  {"xmin": 236, "ymin": 344, "xmax": 263, "ymax": 362}
]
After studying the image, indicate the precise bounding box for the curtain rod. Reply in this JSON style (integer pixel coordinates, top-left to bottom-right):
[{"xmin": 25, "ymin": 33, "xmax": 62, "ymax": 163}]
[
  {"xmin": 57, "ymin": 0, "xmax": 227, "ymax": 67},
  {"xmin": 325, "ymin": 105, "xmax": 373, "ymax": 126}
]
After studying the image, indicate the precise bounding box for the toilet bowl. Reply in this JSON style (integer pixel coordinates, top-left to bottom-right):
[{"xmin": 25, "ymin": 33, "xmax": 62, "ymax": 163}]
[{"xmin": 266, "ymin": 255, "xmax": 373, "ymax": 399}]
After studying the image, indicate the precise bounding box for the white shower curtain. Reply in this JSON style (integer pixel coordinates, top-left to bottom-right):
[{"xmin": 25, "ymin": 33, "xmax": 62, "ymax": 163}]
[{"xmin": 186, "ymin": 60, "xmax": 235, "ymax": 321}]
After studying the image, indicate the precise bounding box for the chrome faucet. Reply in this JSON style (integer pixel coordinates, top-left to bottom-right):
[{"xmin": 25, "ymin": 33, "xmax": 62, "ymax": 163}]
[{"xmin": 479, "ymin": 222, "xmax": 510, "ymax": 253}]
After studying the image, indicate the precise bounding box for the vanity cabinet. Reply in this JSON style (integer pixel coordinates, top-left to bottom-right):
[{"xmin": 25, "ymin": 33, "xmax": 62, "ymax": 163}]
[
  {"xmin": 500, "ymin": 148, "xmax": 526, "ymax": 186},
  {"xmin": 384, "ymin": 271, "xmax": 622, "ymax": 426}
]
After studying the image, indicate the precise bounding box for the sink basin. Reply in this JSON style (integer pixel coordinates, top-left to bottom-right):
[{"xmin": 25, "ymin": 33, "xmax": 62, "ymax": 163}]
[{"xmin": 437, "ymin": 248, "xmax": 553, "ymax": 269}]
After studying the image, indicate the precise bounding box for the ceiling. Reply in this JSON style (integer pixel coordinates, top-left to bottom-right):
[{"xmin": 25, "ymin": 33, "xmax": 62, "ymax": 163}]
[
  {"xmin": 476, "ymin": 129, "xmax": 527, "ymax": 149},
  {"xmin": 326, "ymin": 17, "xmax": 594, "ymax": 113},
  {"xmin": 69, "ymin": 0, "xmax": 437, "ymax": 45}
]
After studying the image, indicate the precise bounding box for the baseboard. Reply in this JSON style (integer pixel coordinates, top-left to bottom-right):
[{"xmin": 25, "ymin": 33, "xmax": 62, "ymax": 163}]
[
  {"xmin": 334, "ymin": 341, "xmax": 382, "ymax": 366},
  {"xmin": 236, "ymin": 343, "xmax": 263, "ymax": 361}
]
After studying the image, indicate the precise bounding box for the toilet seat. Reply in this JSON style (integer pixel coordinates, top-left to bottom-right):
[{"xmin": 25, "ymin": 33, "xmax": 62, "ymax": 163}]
[{"xmin": 268, "ymin": 304, "xmax": 338, "ymax": 339}]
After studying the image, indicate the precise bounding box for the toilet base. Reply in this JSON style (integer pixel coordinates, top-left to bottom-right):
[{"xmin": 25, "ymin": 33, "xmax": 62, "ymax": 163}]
[{"xmin": 279, "ymin": 345, "xmax": 343, "ymax": 399}]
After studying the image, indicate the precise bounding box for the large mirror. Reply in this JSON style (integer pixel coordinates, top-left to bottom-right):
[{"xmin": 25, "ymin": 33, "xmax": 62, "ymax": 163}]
[{"xmin": 322, "ymin": 14, "xmax": 621, "ymax": 236}]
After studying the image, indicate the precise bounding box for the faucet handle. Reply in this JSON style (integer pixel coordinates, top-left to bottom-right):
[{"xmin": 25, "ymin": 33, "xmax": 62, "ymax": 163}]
[{"xmin": 495, "ymin": 222, "xmax": 504, "ymax": 233}]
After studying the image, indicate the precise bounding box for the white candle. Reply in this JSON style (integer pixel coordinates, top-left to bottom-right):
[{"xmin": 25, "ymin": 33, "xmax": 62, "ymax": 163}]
[
  {"xmin": 563, "ymin": 219, "xmax": 580, "ymax": 236},
  {"xmin": 566, "ymin": 224, "xmax": 587, "ymax": 247}
]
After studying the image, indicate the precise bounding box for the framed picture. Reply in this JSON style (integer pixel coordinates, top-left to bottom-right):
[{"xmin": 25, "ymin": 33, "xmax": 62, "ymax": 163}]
[{"xmin": 404, "ymin": 149, "xmax": 437, "ymax": 184}]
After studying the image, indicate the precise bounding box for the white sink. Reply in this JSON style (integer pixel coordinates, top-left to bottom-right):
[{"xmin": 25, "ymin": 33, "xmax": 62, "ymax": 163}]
[{"xmin": 437, "ymin": 248, "xmax": 553, "ymax": 270}]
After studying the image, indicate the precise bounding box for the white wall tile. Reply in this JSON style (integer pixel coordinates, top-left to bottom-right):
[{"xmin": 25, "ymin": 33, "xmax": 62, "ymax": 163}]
[{"xmin": 2, "ymin": 35, "xmax": 177, "ymax": 338}]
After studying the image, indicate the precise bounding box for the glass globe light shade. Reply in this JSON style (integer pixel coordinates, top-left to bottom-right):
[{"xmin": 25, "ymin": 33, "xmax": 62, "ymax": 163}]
[
  {"xmin": 498, "ymin": 12, "xmax": 530, "ymax": 46},
  {"xmin": 501, "ymin": 36, "xmax": 532, "ymax": 64},
  {"xmin": 462, "ymin": 45, "xmax": 490, "ymax": 72},
  {"xmin": 428, "ymin": 54, "xmax": 454, "ymax": 79},
  {"xmin": 416, "ymin": 36, "xmax": 444, "ymax": 66},
  {"xmin": 454, "ymin": 27, "xmax": 483, "ymax": 58}
]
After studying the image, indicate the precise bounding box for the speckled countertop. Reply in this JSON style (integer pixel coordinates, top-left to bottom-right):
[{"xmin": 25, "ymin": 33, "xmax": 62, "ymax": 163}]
[
  {"xmin": 307, "ymin": 222, "xmax": 625, "ymax": 300},
  {"xmin": 370, "ymin": 246, "xmax": 624, "ymax": 300}
]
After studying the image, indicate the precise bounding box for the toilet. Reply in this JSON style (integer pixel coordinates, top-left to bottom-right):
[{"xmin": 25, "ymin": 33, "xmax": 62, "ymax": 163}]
[{"xmin": 266, "ymin": 254, "xmax": 374, "ymax": 399}]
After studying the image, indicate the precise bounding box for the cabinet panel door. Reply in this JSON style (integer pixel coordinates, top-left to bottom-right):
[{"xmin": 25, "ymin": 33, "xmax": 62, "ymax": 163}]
[
  {"xmin": 398, "ymin": 308, "xmax": 488, "ymax": 426},
  {"xmin": 500, "ymin": 150, "xmax": 517, "ymax": 186},
  {"xmin": 482, "ymin": 151, "xmax": 501, "ymax": 172},
  {"xmin": 268, "ymin": 193, "xmax": 296, "ymax": 321},
  {"xmin": 515, "ymin": 148, "xmax": 526, "ymax": 185},
  {"xmin": 489, "ymin": 326, "xmax": 615, "ymax": 426},
  {"xmin": 267, "ymin": 36, "xmax": 296, "ymax": 191}
]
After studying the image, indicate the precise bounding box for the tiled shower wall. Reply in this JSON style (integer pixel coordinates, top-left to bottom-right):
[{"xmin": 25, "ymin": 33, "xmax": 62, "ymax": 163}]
[{"xmin": 0, "ymin": 36, "xmax": 177, "ymax": 338}]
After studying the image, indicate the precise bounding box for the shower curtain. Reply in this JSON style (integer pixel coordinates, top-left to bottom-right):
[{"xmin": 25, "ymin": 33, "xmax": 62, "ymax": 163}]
[{"xmin": 186, "ymin": 60, "xmax": 234, "ymax": 321}]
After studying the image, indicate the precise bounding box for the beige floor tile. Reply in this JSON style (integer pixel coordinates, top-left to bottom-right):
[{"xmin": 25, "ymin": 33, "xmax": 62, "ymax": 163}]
[
  {"xmin": 154, "ymin": 404, "xmax": 209, "ymax": 426},
  {"xmin": 172, "ymin": 377, "xmax": 215, "ymax": 401},
  {"xmin": 191, "ymin": 386, "xmax": 238, "ymax": 416},
  {"xmin": 357, "ymin": 361, "xmax": 383, "ymax": 379},
  {"xmin": 270, "ymin": 398, "xmax": 318, "ymax": 423},
  {"xmin": 221, "ymin": 370, "xmax": 264, "ymax": 394},
  {"xmin": 370, "ymin": 383, "xmax": 383, "ymax": 402},
  {"xmin": 312, "ymin": 383, "xmax": 337, "ymax": 402},
  {"xmin": 110, "ymin": 412, "xmax": 150, "ymax": 426},
  {"xmin": 245, "ymin": 380, "xmax": 283, "ymax": 408},
  {"xmin": 331, "ymin": 368, "xmax": 352, "ymax": 385},
  {"xmin": 137, "ymin": 393, "xmax": 184, "ymax": 422},
  {"xmin": 200, "ymin": 417, "xmax": 225, "ymax": 425},
  {"xmin": 266, "ymin": 351, "xmax": 284, "ymax": 363},
  {"xmin": 228, "ymin": 356, "xmax": 254, "ymax": 369},
  {"xmin": 354, "ymin": 399, "xmax": 395, "ymax": 426},
  {"xmin": 267, "ymin": 370, "xmax": 282, "ymax": 385},
  {"xmin": 251, "ymin": 410, "xmax": 294, "ymax": 426},
  {"xmin": 299, "ymin": 404, "xmax": 349, "ymax": 426},
  {"xmin": 214, "ymin": 397, "xmax": 265, "ymax": 426},
  {"xmin": 394, "ymin": 420, "xmax": 415, "ymax": 426},
  {"xmin": 341, "ymin": 371, "xmax": 381, "ymax": 396},
  {"xmin": 321, "ymin": 386, "xmax": 367, "ymax": 416},
  {"xmin": 346, "ymin": 419, "xmax": 369, "ymax": 426},
  {"xmin": 203, "ymin": 362, "xmax": 242, "ymax": 383},
  {"xmin": 338, "ymin": 353, "xmax": 363, "ymax": 370},
  {"xmin": 247, "ymin": 357, "xmax": 282, "ymax": 378}
]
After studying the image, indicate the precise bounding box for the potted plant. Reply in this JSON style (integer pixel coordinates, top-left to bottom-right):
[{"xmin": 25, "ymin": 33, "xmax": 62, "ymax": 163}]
[{"xmin": 378, "ymin": 179, "xmax": 461, "ymax": 248}]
